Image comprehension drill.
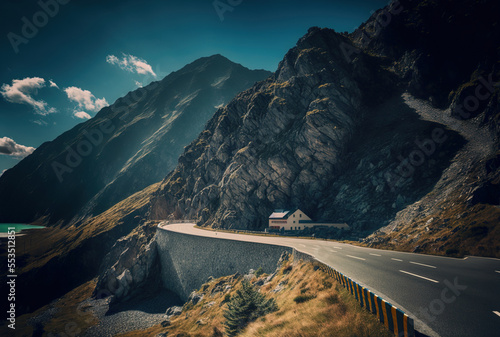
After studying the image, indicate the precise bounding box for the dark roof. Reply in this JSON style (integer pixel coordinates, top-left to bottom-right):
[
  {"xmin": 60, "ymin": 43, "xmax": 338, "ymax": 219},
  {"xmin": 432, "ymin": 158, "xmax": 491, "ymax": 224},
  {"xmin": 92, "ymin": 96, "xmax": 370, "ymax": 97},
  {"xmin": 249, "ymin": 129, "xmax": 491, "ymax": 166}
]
[{"xmin": 269, "ymin": 208, "xmax": 298, "ymax": 219}]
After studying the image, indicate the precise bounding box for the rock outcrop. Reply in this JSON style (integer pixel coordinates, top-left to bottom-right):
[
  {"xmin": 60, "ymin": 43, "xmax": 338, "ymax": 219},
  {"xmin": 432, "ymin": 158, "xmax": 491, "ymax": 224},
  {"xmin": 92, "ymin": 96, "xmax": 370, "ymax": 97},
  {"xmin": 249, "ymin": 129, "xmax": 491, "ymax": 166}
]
[{"xmin": 93, "ymin": 222, "xmax": 160, "ymax": 302}]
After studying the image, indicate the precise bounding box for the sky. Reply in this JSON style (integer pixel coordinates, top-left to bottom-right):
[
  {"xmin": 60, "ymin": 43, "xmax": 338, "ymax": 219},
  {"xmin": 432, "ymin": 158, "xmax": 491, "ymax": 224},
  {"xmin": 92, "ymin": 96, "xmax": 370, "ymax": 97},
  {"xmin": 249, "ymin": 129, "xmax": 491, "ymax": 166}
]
[{"xmin": 0, "ymin": 0, "xmax": 389, "ymax": 174}]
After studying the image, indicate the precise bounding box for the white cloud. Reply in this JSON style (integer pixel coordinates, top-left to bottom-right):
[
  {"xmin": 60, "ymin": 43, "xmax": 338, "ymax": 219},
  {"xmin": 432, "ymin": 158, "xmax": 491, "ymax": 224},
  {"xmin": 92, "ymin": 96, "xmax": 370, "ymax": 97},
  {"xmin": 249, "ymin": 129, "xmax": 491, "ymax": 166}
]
[
  {"xmin": 64, "ymin": 86, "xmax": 108, "ymax": 112},
  {"xmin": 74, "ymin": 111, "xmax": 92, "ymax": 120},
  {"xmin": 49, "ymin": 80, "xmax": 59, "ymax": 88},
  {"xmin": 33, "ymin": 119, "xmax": 48, "ymax": 126},
  {"xmin": 0, "ymin": 137, "xmax": 36, "ymax": 158},
  {"xmin": 107, "ymin": 54, "xmax": 157, "ymax": 77},
  {"xmin": 0, "ymin": 77, "xmax": 57, "ymax": 115},
  {"xmin": 135, "ymin": 81, "xmax": 143, "ymax": 88}
]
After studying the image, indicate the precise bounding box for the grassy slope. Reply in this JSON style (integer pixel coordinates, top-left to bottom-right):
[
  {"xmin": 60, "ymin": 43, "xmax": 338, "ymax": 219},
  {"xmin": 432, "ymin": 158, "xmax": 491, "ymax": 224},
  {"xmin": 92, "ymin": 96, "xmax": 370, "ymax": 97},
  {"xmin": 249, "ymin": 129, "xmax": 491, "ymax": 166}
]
[
  {"xmin": 15, "ymin": 182, "xmax": 160, "ymax": 274},
  {"xmin": 118, "ymin": 257, "xmax": 393, "ymax": 337},
  {"xmin": 365, "ymin": 160, "xmax": 500, "ymax": 258},
  {"xmin": 1, "ymin": 280, "xmax": 98, "ymax": 337}
]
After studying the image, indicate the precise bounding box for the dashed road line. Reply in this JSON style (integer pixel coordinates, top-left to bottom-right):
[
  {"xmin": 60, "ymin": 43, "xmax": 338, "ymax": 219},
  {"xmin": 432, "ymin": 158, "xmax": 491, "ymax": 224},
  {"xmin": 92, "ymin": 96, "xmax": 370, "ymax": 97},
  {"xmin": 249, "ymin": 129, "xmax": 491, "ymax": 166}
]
[
  {"xmin": 493, "ymin": 311, "xmax": 500, "ymax": 318},
  {"xmin": 410, "ymin": 261, "xmax": 437, "ymax": 269},
  {"xmin": 333, "ymin": 247, "xmax": 343, "ymax": 250},
  {"xmin": 399, "ymin": 270, "xmax": 439, "ymax": 283},
  {"xmin": 329, "ymin": 250, "xmax": 337, "ymax": 253},
  {"xmin": 299, "ymin": 244, "xmax": 306, "ymax": 247},
  {"xmin": 391, "ymin": 258, "xmax": 403, "ymax": 262},
  {"xmin": 346, "ymin": 255, "xmax": 366, "ymax": 261},
  {"xmin": 369, "ymin": 253, "xmax": 381, "ymax": 257}
]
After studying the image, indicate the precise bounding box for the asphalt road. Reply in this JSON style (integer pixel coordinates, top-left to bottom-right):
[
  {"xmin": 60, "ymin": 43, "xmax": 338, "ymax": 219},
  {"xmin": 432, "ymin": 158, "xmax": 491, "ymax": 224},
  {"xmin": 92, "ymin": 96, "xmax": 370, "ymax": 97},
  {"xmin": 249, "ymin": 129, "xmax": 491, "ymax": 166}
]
[{"xmin": 160, "ymin": 223, "xmax": 500, "ymax": 337}]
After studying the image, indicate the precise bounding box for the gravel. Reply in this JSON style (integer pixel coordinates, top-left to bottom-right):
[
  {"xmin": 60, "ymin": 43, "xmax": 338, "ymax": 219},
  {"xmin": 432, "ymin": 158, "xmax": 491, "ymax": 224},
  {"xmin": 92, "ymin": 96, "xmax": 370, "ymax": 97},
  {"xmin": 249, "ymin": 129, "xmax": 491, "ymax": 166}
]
[
  {"xmin": 402, "ymin": 93, "xmax": 496, "ymax": 159},
  {"xmin": 83, "ymin": 290, "xmax": 182, "ymax": 337}
]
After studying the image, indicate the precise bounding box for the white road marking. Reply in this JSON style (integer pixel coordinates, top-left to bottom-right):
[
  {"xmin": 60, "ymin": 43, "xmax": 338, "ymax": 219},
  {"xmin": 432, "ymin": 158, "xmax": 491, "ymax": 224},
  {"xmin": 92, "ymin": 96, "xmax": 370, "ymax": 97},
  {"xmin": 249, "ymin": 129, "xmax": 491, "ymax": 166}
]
[
  {"xmin": 410, "ymin": 261, "xmax": 437, "ymax": 269},
  {"xmin": 493, "ymin": 311, "xmax": 500, "ymax": 318},
  {"xmin": 369, "ymin": 253, "xmax": 381, "ymax": 256},
  {"xmin": 391, "ymin": 258, "xmax": 403, "ymax": 262},
  {"xmin": 399, "ymin": 270, "xmax": 439, "ymax": 283},
  {"xmin": 299, "ymin": 244, "xmax": 306, "ymax": 247},
  {"xmin": 346, "ymin": 255, "xmax": 366, "ymax": 261},
  {"xmin": 333, "ymin": 247, "xmax": 343, "ymax": 249},
  {"xmin": 329, "ymin": 250, "xmax": 337, "ymax": 253}
]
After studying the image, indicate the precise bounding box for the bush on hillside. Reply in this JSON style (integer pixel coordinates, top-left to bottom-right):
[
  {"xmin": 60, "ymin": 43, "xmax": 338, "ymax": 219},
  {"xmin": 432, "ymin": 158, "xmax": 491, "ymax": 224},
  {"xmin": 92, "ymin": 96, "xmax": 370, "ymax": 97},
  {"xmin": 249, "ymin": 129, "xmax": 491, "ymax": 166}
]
[{"xmin": 223, "ymin": 280, "xmax": 278, "ymax": 336}]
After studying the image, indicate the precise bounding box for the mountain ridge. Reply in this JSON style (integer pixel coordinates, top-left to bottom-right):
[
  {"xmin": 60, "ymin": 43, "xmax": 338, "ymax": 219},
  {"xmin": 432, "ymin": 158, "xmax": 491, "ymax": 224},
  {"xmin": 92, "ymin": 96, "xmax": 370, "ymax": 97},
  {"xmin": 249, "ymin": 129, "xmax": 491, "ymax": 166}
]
[{"xmin": 0, "ymin": 54, "xmax": 271, "ymax": 226}]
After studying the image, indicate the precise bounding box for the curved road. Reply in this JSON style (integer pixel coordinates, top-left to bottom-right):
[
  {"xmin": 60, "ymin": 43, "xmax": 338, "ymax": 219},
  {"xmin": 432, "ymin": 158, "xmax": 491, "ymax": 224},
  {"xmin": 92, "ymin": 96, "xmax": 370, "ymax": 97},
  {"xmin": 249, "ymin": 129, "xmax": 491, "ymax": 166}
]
[{"xmin": 159, "ymin": 223, "xmax": 500, "ymax": 337}]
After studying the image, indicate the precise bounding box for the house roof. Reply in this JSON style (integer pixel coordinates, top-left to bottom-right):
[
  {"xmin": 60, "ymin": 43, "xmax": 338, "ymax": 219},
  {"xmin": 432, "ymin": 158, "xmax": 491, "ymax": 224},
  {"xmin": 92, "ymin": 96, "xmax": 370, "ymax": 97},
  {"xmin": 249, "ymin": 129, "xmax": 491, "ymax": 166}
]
[{"xmin": 269, "ymin": 208, "xmax": 298, "ymax": 219}]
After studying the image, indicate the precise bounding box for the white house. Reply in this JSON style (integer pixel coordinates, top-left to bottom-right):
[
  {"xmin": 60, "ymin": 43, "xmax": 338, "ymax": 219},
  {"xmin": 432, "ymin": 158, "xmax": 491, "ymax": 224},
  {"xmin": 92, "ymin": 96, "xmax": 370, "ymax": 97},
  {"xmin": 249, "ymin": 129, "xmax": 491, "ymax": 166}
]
[
  {"xmin": 268, "ymin": 209, "xmax": 311, "ymax": 231},
  {"xmin": 268, "ymin": 209, "xmax": 349, "ymax": 231}
]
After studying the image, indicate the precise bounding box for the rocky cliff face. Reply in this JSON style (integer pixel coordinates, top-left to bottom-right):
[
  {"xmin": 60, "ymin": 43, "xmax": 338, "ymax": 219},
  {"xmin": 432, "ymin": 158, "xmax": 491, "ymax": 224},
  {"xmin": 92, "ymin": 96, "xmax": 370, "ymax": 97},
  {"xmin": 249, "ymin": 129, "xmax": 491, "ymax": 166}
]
[
  {"xmin": 147, "ymin": 27, "xmax": 462, "ymax": 236},
  {"xmin": 146, "ymin": 1, "xmax": 499, "ymax": 255},
  {"xmin": 149, "ymin": 28, "xmax": 367, "ymax": 229},
  {"xmin": 348, "ymin": 0, "xmax": 500, "ymax": 255},
  {"xmin": 0, "ymin": 55, "xmax": 271, "ymax": 225}
]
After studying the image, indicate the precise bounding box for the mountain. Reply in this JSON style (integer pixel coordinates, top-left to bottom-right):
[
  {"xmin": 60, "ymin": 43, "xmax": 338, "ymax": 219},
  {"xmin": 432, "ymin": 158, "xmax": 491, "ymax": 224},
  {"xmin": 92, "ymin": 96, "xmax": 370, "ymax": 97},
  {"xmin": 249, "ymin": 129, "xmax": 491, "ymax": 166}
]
[
  {"xmin": 0, "ymin": 55, "xmax": 271, "ymax": 225},
  {"xmin": 147, "ymin": 26, "xmax": 465, "ymax": 237},
  {"xmin": 5, "ymin": 0, "xmax": 500, "ymax": 318},
  {"xmin": 146, "ymin": 0, "xmax": 499, "ymax": 258},
  {"xmin": 349, "ymin": 0, "xmax": 500, "ymax": 255}
]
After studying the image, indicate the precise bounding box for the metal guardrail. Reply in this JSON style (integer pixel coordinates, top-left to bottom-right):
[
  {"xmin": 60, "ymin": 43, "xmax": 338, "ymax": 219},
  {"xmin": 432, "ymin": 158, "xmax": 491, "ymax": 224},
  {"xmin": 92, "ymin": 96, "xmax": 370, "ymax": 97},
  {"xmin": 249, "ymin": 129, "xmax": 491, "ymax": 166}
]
[
  {"xmin": 158, "ymin": 220, "xmax": 196, "ymax": 225},
  {"xmin": 317, "ymin": 262, "xmax": 415, "ymax": 337},
  {"xmin": 156, "ymin": 219, "xmax": 415, "ymax": 336}
]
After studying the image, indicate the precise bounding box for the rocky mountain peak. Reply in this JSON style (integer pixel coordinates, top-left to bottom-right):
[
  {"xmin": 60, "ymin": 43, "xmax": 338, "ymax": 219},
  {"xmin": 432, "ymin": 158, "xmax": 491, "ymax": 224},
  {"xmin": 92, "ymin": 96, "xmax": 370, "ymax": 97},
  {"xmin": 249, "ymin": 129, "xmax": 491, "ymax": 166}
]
[{"xmin": 0, "ymin": 56, "xmax": 271, "ymax": 225}]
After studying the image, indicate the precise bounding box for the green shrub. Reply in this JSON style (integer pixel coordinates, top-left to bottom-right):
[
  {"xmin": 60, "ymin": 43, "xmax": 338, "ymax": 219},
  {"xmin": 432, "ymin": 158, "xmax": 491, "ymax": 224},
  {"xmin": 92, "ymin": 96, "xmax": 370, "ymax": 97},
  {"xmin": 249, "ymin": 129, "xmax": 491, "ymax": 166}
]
[
  {"xmin": 255, "ymin": 267, "xmax": 264, "ymax": 277},
  {"xmin": 223, "ymin": 281, "xmax": 278, "ymax": 336},
  {"xmin": 293, "ymin": 294, "xmax": 316, "ymax": 304},
  {"xmin": 222, "ymin": 293, "xmax": 231, "ymax": 304},
  {"xmin": 322, "ymin": 280, "xmax": 333, "ymax": 289},
  {"xmin": 325, "ymin": 294, "xmax": 339, "ymax": 305}
]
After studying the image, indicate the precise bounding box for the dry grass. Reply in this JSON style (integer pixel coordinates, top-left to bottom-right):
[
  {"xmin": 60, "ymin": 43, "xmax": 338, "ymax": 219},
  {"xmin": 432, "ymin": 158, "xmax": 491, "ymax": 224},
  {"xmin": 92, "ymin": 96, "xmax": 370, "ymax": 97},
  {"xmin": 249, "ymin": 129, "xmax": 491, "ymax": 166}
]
[
  {"xmin": 364, "ymin": 200, "xmax": 500, "ymax": 258},
  {"xmin": 10, "ymin": 279, "xmax": 98, "ymax": 337},
  {"xmin": 17, "ymin": 182, "xmax": 160, "ymax": 273},
  {"xmin": 119, "ymin": 257, "xmax": 393, "ymax": 337},
  {"xmin": 41, "ymin": 279, "xmax": 98, "ymax": 336},
  {"xmin": 240, "ymin": 261, "xmax": 392, "ymax": 337}
]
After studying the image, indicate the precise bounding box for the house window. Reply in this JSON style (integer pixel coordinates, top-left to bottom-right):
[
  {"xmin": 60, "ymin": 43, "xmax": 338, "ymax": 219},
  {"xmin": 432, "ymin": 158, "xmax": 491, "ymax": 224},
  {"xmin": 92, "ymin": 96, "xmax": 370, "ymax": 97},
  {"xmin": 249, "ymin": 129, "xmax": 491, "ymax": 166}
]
[
  {"xmin": 293, "ymin": 214, "xmax": 295, "ymax": 217},
  {"xmin": 293, "ymin": 221, "xmax": 295, "ymax": 223},
  {"xmin": 300, "ymin": 214, "xmax": 302, "ymax": 218}
]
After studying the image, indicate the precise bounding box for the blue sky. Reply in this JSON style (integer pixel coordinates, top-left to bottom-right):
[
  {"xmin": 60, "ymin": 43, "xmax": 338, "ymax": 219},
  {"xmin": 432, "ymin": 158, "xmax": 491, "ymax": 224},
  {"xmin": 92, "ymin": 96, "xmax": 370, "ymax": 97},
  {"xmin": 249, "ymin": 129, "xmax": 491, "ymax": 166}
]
[{"xmin": 0, "ymin": 0, "xmax": 388, "ymax": 174}]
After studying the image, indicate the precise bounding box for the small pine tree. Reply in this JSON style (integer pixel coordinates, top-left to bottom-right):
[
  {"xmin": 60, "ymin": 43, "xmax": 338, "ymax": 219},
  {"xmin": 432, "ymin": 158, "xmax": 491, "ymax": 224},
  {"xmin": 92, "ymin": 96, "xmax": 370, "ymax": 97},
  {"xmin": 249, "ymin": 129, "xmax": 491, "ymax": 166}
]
[{"xmin": 223, "ymin": 280, "xmax": 278, "ymax": 336}]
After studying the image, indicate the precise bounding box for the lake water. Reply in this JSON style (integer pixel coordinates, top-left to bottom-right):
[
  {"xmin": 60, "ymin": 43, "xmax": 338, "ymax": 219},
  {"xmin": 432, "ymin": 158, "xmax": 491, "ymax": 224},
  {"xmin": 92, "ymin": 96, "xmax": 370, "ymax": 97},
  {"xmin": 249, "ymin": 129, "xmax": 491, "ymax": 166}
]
[{"xmin": 0, "ymin": 223, "xmax": 45, "ymax": 233}]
